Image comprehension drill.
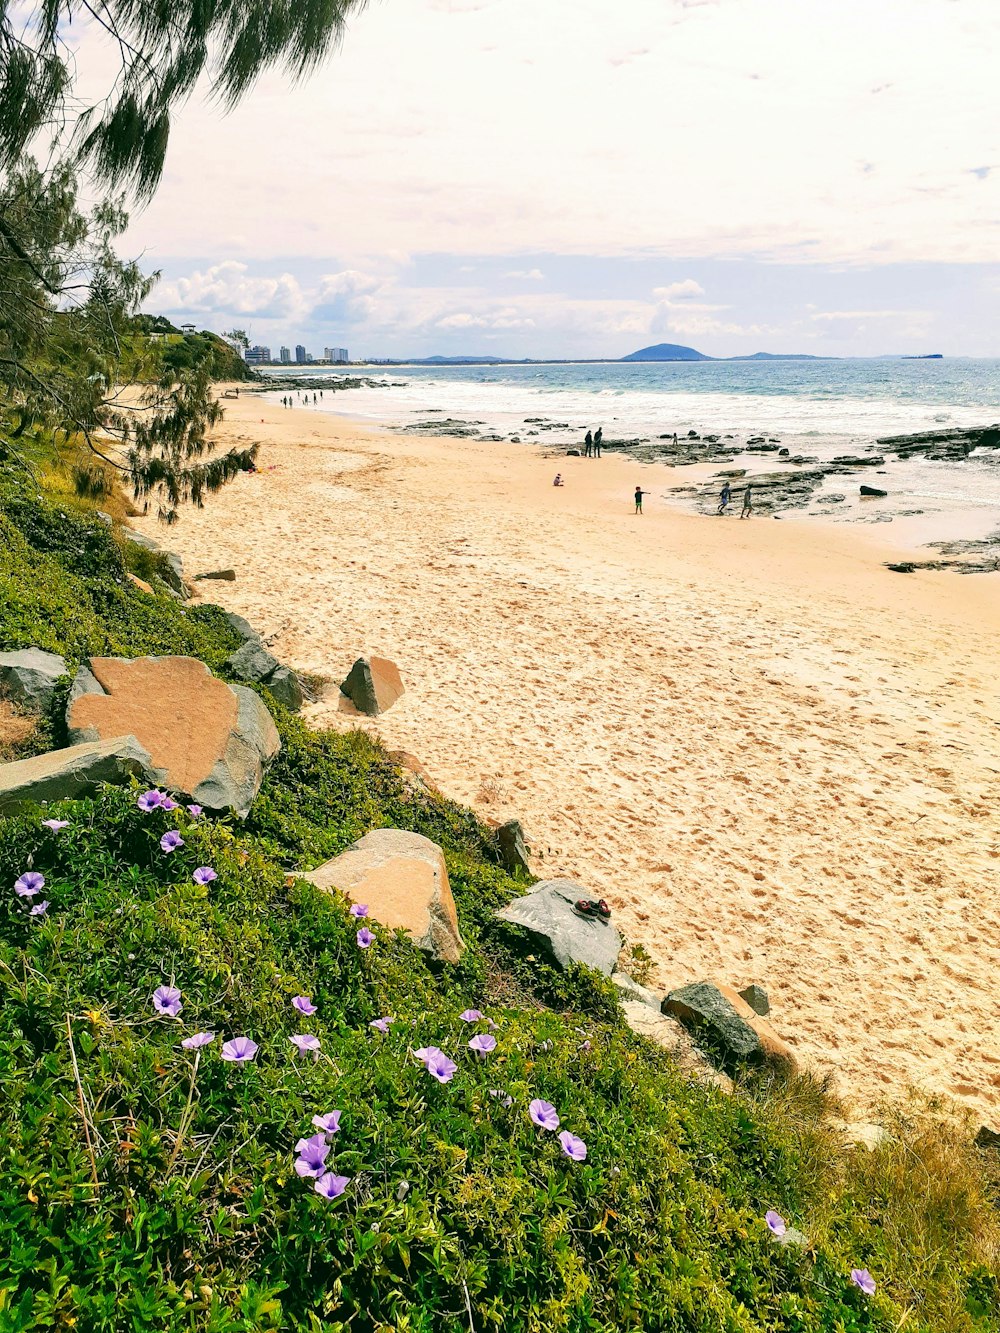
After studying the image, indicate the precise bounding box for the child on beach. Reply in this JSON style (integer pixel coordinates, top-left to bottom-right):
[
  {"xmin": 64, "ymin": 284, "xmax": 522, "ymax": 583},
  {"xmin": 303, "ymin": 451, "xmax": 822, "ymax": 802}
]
[
  {"xmin": 740, "ymin": 484, "xmax": 754, "ymax": 519},
  {"xmin": 718, "ymin": 481, "xmax": 731, "ymax": 514},
  {"xmin": 553, "ymin": 473, "xmax": 564, "ymax": 487},
  {"xmin": 634, "ymin": 487, "xmax": 649, "ymax": 514}
]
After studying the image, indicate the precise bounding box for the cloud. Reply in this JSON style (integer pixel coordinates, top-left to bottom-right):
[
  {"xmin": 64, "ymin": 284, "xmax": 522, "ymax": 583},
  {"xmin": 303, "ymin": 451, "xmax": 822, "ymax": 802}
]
[
  {"xmin": 809, "ymin": 309, "xmax": 913, "ymax": 321},
  {"xmin": 155, "ymin": 262, "xmax": 304, "ymax": 318},
  {"xmin": 505, "ymin": 268, "xmax": 545, "ymax": 280},
  {"xmin": 311, "ymin": 269, "xmax": 383, "ymax": 323},
  {"xmin": 654, "ymin": 279, "xmax": 707, "ymax": 302}
]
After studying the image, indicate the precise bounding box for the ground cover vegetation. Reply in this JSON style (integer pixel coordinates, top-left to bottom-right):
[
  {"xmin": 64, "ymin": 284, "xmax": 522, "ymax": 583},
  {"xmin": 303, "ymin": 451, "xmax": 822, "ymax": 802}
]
[{"xmin": 0, "ymin": 452, "xmax": 998, "ymax": 1332}]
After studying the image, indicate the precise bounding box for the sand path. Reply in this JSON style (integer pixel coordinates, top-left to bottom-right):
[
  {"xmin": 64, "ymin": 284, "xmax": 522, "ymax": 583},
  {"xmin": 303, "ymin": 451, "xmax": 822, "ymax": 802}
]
[{"xmin": 136, "ymin": 395, "xmax": 1000, "ymax": 1121}]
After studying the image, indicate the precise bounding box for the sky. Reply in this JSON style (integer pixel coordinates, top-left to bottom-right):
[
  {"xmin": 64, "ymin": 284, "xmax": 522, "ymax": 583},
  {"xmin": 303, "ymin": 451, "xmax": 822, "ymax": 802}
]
[{"xmin": 75, "ymin": 0, "xmax": 1000, "ymax": 358}]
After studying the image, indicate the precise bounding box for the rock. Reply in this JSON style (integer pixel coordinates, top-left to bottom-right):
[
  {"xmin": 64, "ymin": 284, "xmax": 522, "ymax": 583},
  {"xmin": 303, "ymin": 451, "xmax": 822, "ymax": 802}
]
[
  {"xmin": 738, "ymin": 984, "xmax": 770, "ymax": 1016},
  {"xmin": 621, "ymin": 1002, "xmax": 734, "ymax": 1093},
  {"xmin": 218, "ymin": 610, "xmax": 260, "ymax": 644},
  {"xmin": 611, "ymin": 972, "xmax": 660, "ymax": 1007},
  {"xmin": 66, "ymin": 656, "xmax": 280, "ymax": 816},
  {"xmin": 305, "ymin": 828, "xmax": 464, "ymax": 963},
  {"xmin": 974, "ymin": 1125, "xmax": 1000, "ymax": 1151},
  {"xmin": 497, "ymin": 818, "xmax": 531, "ymax": 875},
  {"xmin": 127, "ymin": 573, "xmax": 155, "ymax": 595},
  {"xmin": 96, "ymin": 510, "xmax": 113, "ymax": 526},
  {"xmin": 0, "ymin": 735, "xmax": 157, "ymax": 814},
  {"xmin": 778, "ymin": 447, "xmax": 790, "ymax": 457},
  {"xmin": 387, "ymin": 749, "xmax": 442, "ymax": 797},
  {"xmin": 496, "ymin": 878, "xmax": 623, "ymax": 976},
  {"xmin": 195, "ymin": 568, "xmax": 237, "ymax": 582},
  {"xmin": 224, "ymin": 642, "xmax": 303, "ymax": 712},
  {"xmin": 830, "ymin": 1119, "xmax": 891, "ymax": 1151},
  {"xmin": 662, "ymin": 981, "xmax": 797, "ymax": 1071},
  {"xmin": 566, "ymin": 449, "xmax": 581, "ymax": 456},
  {"xmin": 0, "ymin": 649, "xmax": 67, "ymax": 715},
  {"xmin": 121, "ymin": 529, "xmax": 160, "ymax": 552},
  {"xmin": 340, "ymin": 656, "xmax": 405, "ymax": 716},
  {"xmin": 266, "ymin": 665, "xmax": 304, "ymax": 711},
  {"xmin": 887, "ymin": 562, "xmax": 917, "ymax": 574},
  {"xmin": 860, "ymin": 485, "xmax": 888, "ymax": 498}
]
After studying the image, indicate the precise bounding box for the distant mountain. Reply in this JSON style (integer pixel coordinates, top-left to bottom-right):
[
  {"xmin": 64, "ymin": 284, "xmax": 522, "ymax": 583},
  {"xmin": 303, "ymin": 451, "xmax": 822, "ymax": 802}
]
[
  {"xmin": 734, "ymin": 352, "xmax": 826, "ymax": 361},
  {"xmin": 621, "ymin": 343, "xmax": 713, "ymax": 362}
]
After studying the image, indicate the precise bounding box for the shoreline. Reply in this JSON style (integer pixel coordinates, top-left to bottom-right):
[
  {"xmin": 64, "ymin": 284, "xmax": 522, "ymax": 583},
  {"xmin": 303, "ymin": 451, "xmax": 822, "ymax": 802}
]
[{"xmin": 136, "ymin": 391, "xmax": 1000, "ymax": 1121}]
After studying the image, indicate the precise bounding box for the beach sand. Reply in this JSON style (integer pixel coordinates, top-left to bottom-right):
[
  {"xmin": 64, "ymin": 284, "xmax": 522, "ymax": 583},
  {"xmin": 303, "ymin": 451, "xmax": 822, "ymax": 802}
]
[{"xmin": 135, "ymin": 392, "xmax": 1000, "ymax": 1121}]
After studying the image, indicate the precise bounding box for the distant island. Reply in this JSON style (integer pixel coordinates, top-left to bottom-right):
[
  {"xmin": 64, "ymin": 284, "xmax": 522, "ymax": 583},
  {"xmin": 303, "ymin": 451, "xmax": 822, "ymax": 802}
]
[
  {"xmin": 621, "ymin": 343, "xmax": 824, "ymax": 363},
  {"xmin": 356, "ymin": 346, "xmax": 946, "ymax": 367}
]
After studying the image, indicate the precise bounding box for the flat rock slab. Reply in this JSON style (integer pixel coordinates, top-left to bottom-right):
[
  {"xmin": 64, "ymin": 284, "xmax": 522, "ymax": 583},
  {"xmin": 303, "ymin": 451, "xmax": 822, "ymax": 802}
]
[
  {"xmin": 496, "ymin": 878, "xmax": 623, "ymax": 976},
  {"xmin": 612, "ymin": 972, "xmax": 660, "ymax": 1007},
  {"xmin": 66, "ymin": 656, "xmax": 280, "ymax": 816},
  {"xmin": 0, "ymin": 649, "xmax": 67, "ymax": 714},
  {"xmin": 0, "ymin": 735, "xmax": 157, "ymax": 813},
  {"xmin": 663, "ymin": 981, "xmax": 797, "ymax": 1072},
  {"xmin": 341, "ymin": 656, "xmax": 404, "ymax": 716},
  {"xmin": 305, "ymin": 828, "xmax": 464, "ymax": 963}
]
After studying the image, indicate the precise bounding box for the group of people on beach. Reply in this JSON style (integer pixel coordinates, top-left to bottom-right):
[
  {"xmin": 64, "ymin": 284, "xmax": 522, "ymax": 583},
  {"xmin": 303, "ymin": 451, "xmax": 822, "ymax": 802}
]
[
  {"xmin": 717, "ymin": 480, "xmax": 754, "ymax": 518},
  {"xmin": 279, "ymin": 390, "xmax": 324, "ymax": 408},
  {"xmin": 583, "ymin": 428, "xmax": 603, "ymax": 457}
]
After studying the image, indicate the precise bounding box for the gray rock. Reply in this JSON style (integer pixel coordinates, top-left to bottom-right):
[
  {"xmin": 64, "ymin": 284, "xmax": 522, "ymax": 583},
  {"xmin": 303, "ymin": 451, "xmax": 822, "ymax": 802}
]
[
  {"xmin": 96, "ymin": 511, "xmax": 113, "ymax": 526},
  {"xmin": 620, "ymin": 1001, "xmax": 734, "ymax": 1093},
  {"xmin": 341, "ymin": 656, "xmax": 404, "ymax": 716},
  {"xmin": 265, "ymin": 665, "xmax": 304, "ymax": 711},
  {"xmin": 860, "ymin": 485, "xmax": 888, "ymax": 498},
  {"xmin": 738, "ymin": 984, "xmax": 770, "ymax": 1016},
  {"xmin": 191, "ymin": 684, "xmax": 281, "ymax": 817},
  {"xmin": 0, "ymin": 735, "xmax": 157, "ymax": 813},
  {"xmin": 0, "ymin": 649, "xmax": 68, "ymax": 715},
  {"xmin": 195, "ymin": 568, "xmax": 237, "ymax": 582},
  {"xmin": 218, "ymin": 610, "xmax": 261, "ymax": 644},
  {"xmin": 497, "ymin": 818, "xmax": 531, "ymax": 875},
  {"xmin": 975, "ymin": 1125, "xmax": 1000, "ymax": 1151},
  {"xmin": 611, "ymin": 972, "xmax": 660, "ymax": 1007},
  {"xmin": 226, "ymin": 641, "xmax": 281, "ymax": 682},
  {"xmin": 120, "ymin": 529, "xmax": 160, "ymax": 552},
  {"xmin": 664, "ymin": 982, "xmax": 760, "ymax": 1063},
  {"xmin": 496, "ymin": 878, "xmax": 623, "ymax": 976}
]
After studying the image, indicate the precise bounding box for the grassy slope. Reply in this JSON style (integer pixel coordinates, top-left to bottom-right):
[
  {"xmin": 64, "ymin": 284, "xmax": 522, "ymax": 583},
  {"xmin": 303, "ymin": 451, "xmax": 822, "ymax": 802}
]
[{"xmin": 0, "ymin": 459, "xmax": 997, "ymax": 1333}]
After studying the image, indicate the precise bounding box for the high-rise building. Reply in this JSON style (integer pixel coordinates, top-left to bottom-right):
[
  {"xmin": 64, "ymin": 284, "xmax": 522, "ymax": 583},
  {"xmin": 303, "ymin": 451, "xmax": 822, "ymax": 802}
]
[
  {"xmin": 324, "ymin": 347, "xmax": 349, "ymax": 363},
  {"xmin": 295, "ymin": 344, "xmax": 307, "ymax": 364},
  {"xmin": 244, "ymin": 345, "xmax": 271, "ymax": 364},
  {"xmin": 279, "ymin": 346, "xmax": 291, "ymax": 363}
]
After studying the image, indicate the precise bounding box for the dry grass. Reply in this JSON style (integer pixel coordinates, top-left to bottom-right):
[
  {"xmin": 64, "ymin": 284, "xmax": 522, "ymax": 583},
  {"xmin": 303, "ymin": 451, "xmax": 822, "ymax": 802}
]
[{"xmin": 0, "ymin": 698, "xmax": 37, "ymax": 763}]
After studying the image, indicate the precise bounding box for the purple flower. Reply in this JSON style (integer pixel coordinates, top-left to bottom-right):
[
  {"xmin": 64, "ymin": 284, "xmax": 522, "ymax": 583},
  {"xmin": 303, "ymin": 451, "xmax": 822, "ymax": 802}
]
[
  {"xmin": 369, "ymin": 1016, "xmax": 394, "ymax": 1033},
  {"xmin": 221, "ymin": 1036, "xmax": 258, "ymax": 1063},
  {"xmin": 579, "ymin": 1040, "xmax": 592, "ymax": 1053},
  {"xmin": 489, "ymin": 1089, "xmax": 514, "ymax": 1108},
  {"xmin": 356, "ymin": 927, "xmax": 374, "ymax": 949},
  {"xmin": 159, "ymin": 830, "xmax": 184, "ymax": 853},
  {"xmin": 42, "ymin": 819, "xmax": 69, "ymax": 831},
  {"xmin": 558, "ymin": 1131, "xmax": 587, "ymax": 1162},
  {"xmin": 851, "ymin": 1269, "xmax": 876, "ymax": 1296},
  {"xmin": 349, "ymin": 903, "xmax": 369, "ymax": 918},
  {"xmin": 459, "ymin": 1009, "xmax": 484, "ymax": 1023},
  {"xmin": 314, "ymin": 1172, "xmax": 350, "ymax": 1200},
  {"xmin": 192, "ymin": 866, "xmax": 217, "ymax": 885},
  {"xmin": 765, "ymin": 1210, "xmax": 786, "ymax": 1237},
  {"xmin": 290, "ymin": 1033, "xmax": 321, "ymax": 1058},
  {"xmin": 294, "ymin": 1133, "xmax": 330, "ymax": 1177},
  {"xmin": 187, "ymin": 804, "xmax": 203, "ymax": 817},
  {"xmin": 292, "ymin": 995, "xmax": 317, "ymax": 1016},
  {"xmin": 311, "ymin": 1111, "xmax": 342, "ymax": 1135},
  {"xmin": 529, "ymin": 1099, "xmax": 559, "ymax": 1131},
  {"xmin": 14, "ymin": 871, "xmax": 44, "ymax": 898},
  {"xmin": 160, "ymin": 797, "xmax": 179, "ymax": 811},
  {"xmin": 468, "ymin": 1033, "xmax": 497, "ymax": 1057},
  {"xmin": 414, "ymin": 1046, "xmax": 458, "ymax": 1083},
  {"xmin": 181, "ymin": 1032, "xmax": 215, "ymax": 1050},
  {"xmin": 137, "ymin": 790, "xmax": 164, "ymax": 812},
  {"xmin": 29, "ymin": 900, "xmax": 50, "ymax": 918},
  {"xmin": 152, "ymin": 985, "xmax": 183, "ymax": 1018}
]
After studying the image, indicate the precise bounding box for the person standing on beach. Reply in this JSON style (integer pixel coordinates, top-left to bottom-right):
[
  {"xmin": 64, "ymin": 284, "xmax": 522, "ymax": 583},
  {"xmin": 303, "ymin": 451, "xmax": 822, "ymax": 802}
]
[
  {"xmin": 585, "ymin": 429, "xmax": 593, "ymax": 458},
  {"xmin": 594, "ymin": 427, "xmax": 603, "ymax": 457},
  {"xmin": 634, "ymin": 486, "xmax": 649, "ymax": 514},
  {"xmin": 740, "ymin": 484, "xmax": 754, "ymax": 519},
  {"xmin": 718, "ymin": 481, "xmax": 732, "ymax": 514}
]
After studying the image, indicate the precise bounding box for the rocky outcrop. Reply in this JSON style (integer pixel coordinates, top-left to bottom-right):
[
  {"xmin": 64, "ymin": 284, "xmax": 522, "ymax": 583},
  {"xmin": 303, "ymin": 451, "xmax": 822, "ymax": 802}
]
[
  {"xmin": 662, "ymin": 981, "xmax": 797, "ymax": 1072},
  {"xmin": 738, "ymin": 984, "xmax": 770, "ymax": 1016},
  {"xmin": 0, "ymin": 649, "xmax": 67, "ymax": 715},
  {"xmin": 218, "ymin": 610, "xmax": 260, "ymax": 644},
  {"xmin": 120, "ymin": 530, "xmax": 189, "ymax": 600},
  {"xmin": 496, "ymin": 878, "xmax": 622, "ymax": 976},
  {"xmin": 620, "ymin": 1001, "xmax": 734, "ymax": 1094},
  {"xmin": 340, "ymin": 656, "xmax": 405, "ymax": 716},
  {"xmin": 304, "ymin": 828, "xmax": 464, "ymax": 963},
  {"xmin": 195, "ymin": 568, "xmax": 237, "ymax": 582},
  {"xmin": 224, "ymin": 641, "xmax": 303, "ymax": 712},
  {"xmin": 860, "ymin": 485, "xmax": 888, "ymax": 498},
  {"xmin": 497, "ymin": 818, "xmax": 531, "ymax": 875},
  {"xmin": 0, "ymin": 735, "xmax": 157, "ymax": 813},
  {"xmin": 66, "ymin": 656, "xmax": 280, "ymax": 816}
]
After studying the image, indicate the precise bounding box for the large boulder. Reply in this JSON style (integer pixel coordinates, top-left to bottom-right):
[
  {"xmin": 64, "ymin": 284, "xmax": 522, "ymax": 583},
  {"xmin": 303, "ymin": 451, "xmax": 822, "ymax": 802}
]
[
  {"xmin": 224, "ymin": 641, "xmax": 304, "ymax": 712},
  {"xmin": 340, "ymin": 656, "xmax": 404, "ymax": 716},
  {"xmin": 662, "ymin": 981, "xmax": 797, "ymax": 1072},
  {"xmin": 0, "ymin": 735, "xmax": 157, "ymax": 813},
  {"xmin": 0, "ymin": 649, "xmax": 67, "ymax": 714},
  {"xmin": 304, "ymin": 828, "xmax": 464, "ymax": 963},
  {"xmin": 66, "ymin": 656, "xmax": 280, "ymax": 816},
  {"xmin": 496, "ymin": 878, "xmax": 622, "ymax": 976}
]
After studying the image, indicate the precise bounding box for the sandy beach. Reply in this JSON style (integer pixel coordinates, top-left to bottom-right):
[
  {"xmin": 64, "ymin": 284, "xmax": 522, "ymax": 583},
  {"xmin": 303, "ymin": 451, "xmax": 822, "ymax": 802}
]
[{"xmin": 135, "ymin": 391, "xmax": 1000, "ymax": 1122}]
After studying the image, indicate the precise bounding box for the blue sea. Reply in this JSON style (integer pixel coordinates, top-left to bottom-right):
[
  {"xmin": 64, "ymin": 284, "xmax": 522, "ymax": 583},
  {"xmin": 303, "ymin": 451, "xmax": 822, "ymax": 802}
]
[{"xmin": 262, "ymin": 359, "xmax": 1000, "ymax": 546}]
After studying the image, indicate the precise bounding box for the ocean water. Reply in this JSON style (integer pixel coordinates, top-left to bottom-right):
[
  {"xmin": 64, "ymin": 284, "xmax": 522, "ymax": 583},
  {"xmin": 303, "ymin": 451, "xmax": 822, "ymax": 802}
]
[{"xmin": 261, "ymin": 359, "xmax": 1000, "ymax": 548}]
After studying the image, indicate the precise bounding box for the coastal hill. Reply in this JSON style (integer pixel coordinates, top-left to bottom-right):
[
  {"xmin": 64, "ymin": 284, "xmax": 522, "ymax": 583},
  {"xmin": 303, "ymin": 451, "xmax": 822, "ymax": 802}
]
[{"xmin": 621, "ymin": 344, "xmax": 824, "ymax": 363}]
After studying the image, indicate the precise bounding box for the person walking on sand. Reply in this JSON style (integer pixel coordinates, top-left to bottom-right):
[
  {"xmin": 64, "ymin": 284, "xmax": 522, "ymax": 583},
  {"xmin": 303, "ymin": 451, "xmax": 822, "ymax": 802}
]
[
  {"xmin": 740, "ymin": 483, "xmax": 754, "ymax": 519},
  {"xmin": 634, "ymin": 486, "xmax": 650, "ymax": 514},
  {"xmin": 594, "ymin": 427, "xmax": 603, "ymax": 457},
  {"xmin": 717, "ymin": 481, "xmax": 732, "ymax": 515},
  {"xmin": 584, "ymin": 429, "xmax": 593, "ymax": 458}
]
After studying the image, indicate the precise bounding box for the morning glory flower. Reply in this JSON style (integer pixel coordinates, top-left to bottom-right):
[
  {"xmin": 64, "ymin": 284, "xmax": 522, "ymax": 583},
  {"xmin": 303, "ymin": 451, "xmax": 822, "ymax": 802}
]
[
  {"xmin": 292, "ymin": 996, "xmax": 317, "ymax": 1016},
  {"xmin": 42, "ymin": 819, "xmax": 69, "ymax": 831},
  {"xmin": 192, "ymin": 866, "xmax": 217, "ymax": 885},
  {"xmin": 14, "ymin": 871, "xmax": 44, "ymax": 898},
  {"xmin": 851, "ymin": 1269, "xmax": 876, "ymax": 1296},
  {"xmin": 356, "ymin": 927, "xmax": 374, "ymax": 949},
  {"xmin": 314, "ymin": 1172, "xmax": 350, "ymax": 1200},
  {"xmin": 311, "ymin": 1111, "xmax": 342, "ymax": 1135},
  {"xmin": 349, "ymin": 903, "xmax": 368, "ymax": 918},
  {"xmin": 468, "ymin": 1033, "xmax": 497, "ymax": 1057},
  {"xmin": 159, "ymin": 831, "xmax": 184, "ymax": 853},
  {"xmin": 152, "ymin": 986, "xmax": 183, "ymax": 1018},
  {"xmin": 160, "ymin": 797, "xmax": 179, "ymax": 811},
  {"xmin": 414, "ymin": 1046, "xmax": 458, "ymax": 1083},
  {"xmin": 29, "ymin": 900, "xmax": 50, "ymax": 917},
  {"xmin": 558, "ymin": 1131, "xmax": 587, "ymax": 1162},
  {"xmin": 187, "ymin": 804, "xmax": 203, "ymax": 817},
  {"xmin": 137, "ymin": 790, "xmax": 164, "ymax": 812},
  {"xmin": 765, "ymin": 1211, "xmax": 786, "ymax": 1237},
  {"xmin": 181, "ymin": 1032, "xmax": 215, "ymax": 1050},
  {"xmin": 221, "ymin": 1036, "xmax": 258, "ymax": 1063},
  {"xmin": 489, "ymin": 1089, "xmax": 514, "ymax": 1108},
  {"xmin": 369, "ymin": 1017, "xmax": 394, "ymax": 1033},
  {"xmin": 294, "ymin": 1134, "xmax": 330, "ymax": 1177},
  {"xmin": 529, "ymin": 1099, "xmax": 559, "ymax": 1131},
  {"xmin": 290, "ymin": 1033, "xmax": 321, "ymax": 1058},
  {"xmin": 459, "ymin": 1009, "xmax": 484, "ymax": 1023}
]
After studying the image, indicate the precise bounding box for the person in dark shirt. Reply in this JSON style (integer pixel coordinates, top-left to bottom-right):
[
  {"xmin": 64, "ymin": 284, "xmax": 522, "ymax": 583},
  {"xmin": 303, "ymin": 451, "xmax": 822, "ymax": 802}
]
[
  {"xmin": 718, "ymin": 481, "xmax": 732, "ymax": 514},
  {"xmin": 584, "ymin": 430, "xmax": 593, "ymax": 457},
  {"xmin": 634, "ymin": 486, "xmax": 650, "ymax": 514},
  {"xmin": 594, "ymin": 427, "xmax": 603, "ymax": 457},
  {"xmin": 740, "ymin": 484, "xmax": 754, "ymax": 519}
]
